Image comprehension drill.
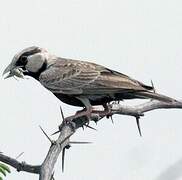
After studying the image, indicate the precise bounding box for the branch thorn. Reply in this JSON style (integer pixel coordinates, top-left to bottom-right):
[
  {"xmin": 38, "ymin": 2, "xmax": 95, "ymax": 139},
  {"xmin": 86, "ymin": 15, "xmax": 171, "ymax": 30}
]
[
  {"xmin": 151, "ymin": 80, "xmax": 156, "ymax": 93},
  {"xmin": 51, "ymin": 171, "xmax": 55, "ymax": 180},
  {"xmin": 70, "ymin": 141, "xmax": 92, "ymax": 144},
  {"xmin": 84, "ymin": 124, "xmax": 97, "ymax": 131},
  {"xmin": 135, "ymin": 117, "xmax": 142, "ymax": 137},
  {"xmin": 110, "ymin": 115, "xmax": 114, "ymax": 124},
  {"xmin": 60, "ymin": 106, "xmax": 65, "ymax": 122},
  {"xmin": 62, "ymin": 147, "xmax": 66, "ymax": 172},
  {"xmin": 39, "ymin": 126, "xmax": 53, "ymax": 144},
  {"xmin": 16, "ymin": 152, "xmax": 24, "ymax": 159}
]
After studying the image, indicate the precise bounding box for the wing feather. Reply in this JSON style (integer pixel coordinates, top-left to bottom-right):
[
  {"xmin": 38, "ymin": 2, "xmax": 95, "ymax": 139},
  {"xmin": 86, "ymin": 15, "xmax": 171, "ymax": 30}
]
[{"xmin": 39, "ymin": 58, "xmax": 152, "ymax": 95}]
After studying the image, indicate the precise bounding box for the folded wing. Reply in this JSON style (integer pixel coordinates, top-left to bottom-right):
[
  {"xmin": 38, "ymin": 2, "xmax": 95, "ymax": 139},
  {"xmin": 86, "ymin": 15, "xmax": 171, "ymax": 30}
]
[{"xmin": 39, "ymin": 58, "xmax": 153, "ymax": 95}]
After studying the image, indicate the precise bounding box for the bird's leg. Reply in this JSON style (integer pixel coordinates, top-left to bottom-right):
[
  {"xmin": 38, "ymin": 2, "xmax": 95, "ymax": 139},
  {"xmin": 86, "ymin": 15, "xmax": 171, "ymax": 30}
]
[
  {"xmin": 75, "ymin": 107, "xmax": 87, "ymax": 115},
  {"xmin": 92, "ymin": 103, "xmax": 112, "ymax": 118},
  {"xmin": 103, "ymin": 103, "xmax": 112, "ymax": 118},
  {"xmin": 64, "ymin": 97, "xmax": 93, "ymax": 124},
  {"xmin": 75, "ymin": 97, "xmax": 93, "ymax": 122}
]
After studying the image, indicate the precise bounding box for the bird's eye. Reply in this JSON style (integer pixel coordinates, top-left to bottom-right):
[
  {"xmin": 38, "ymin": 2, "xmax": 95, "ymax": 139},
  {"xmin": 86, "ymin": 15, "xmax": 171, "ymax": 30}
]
[
  {"xmin": 20, "ymin": 56, "xmax": 27, "ymax": 62},
  {"xmin": 16, "ymin": 55, "xmax": 28, "ymax": 66}
]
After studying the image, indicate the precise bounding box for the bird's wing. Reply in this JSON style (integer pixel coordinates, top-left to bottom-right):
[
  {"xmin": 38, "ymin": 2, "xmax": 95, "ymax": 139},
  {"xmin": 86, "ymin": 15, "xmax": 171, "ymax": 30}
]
[
  {"xmin": 91, "ymin": 65, "xmax": 153, "ymax": 94},
  {"xmin": 39, "ymin": 59, "xmax": 100, "ymax": 94},
  {"xmin": 39, "ymin": 58, "xmax": 153, "ymax": 95}
]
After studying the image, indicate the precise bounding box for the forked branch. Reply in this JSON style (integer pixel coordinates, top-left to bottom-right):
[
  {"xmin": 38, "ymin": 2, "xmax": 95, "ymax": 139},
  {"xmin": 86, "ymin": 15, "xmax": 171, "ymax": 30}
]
[{"xmin": 0, "ymin": 99, "xmax": 182, "ymax": 180}]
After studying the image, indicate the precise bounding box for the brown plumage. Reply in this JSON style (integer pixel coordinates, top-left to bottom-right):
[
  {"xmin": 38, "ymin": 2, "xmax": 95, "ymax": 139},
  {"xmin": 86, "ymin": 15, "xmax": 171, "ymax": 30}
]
[
  {"xmin": 3, "ymin": 47, "xmax": 175, "ymax": 122},
  {"xmin": 39, "ymin": 58, "xmax": 174, "ymax": 107}
]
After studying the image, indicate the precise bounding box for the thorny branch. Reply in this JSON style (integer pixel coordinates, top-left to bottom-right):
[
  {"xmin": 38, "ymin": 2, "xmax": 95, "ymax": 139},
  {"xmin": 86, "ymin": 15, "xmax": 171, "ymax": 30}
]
[{"xmin": 0, "ymin": 99, "xmax": 182, "ymax": 180}]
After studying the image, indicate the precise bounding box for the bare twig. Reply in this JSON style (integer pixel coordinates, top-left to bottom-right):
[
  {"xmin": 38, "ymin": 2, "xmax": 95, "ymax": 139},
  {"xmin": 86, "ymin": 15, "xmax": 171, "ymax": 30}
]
[
  {"xmin": 0, "ymin": 153, "xmax": 40, "ymax": 174},
  {"xmin": 110, "ymin": 100, "xmax": 182, "ymax": 117}
]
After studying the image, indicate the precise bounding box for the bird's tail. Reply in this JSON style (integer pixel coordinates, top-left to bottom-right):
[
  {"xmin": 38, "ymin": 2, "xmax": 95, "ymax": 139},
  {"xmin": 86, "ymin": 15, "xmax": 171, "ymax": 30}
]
[{"xmin": 135, "ymin": 91, "xmax": 176, "ymax": 103}]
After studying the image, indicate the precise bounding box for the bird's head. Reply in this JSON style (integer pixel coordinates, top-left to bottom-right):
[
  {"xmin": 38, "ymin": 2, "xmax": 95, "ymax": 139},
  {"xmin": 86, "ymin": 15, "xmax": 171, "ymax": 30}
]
[{"xmin": 3, "ymin": 46, "xmax": 50, "ymax": 79}]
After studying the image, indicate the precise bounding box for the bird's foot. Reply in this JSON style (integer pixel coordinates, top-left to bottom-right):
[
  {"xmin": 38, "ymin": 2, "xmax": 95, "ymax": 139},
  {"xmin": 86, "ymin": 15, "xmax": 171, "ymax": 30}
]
[
  {"xmin": 64, "ymin": 107, "xmax": 93, "ymax": 124},
  {"xmin": 92, "ymin": 104, "xmax": 112, "ymax": 118}
]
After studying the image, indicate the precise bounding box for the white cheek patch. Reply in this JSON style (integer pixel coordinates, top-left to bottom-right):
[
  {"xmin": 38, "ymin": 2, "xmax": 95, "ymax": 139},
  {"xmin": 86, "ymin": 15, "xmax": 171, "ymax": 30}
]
[{"xmin": 26, "ymin": 53, "xmax": 45, "ymax": 73}]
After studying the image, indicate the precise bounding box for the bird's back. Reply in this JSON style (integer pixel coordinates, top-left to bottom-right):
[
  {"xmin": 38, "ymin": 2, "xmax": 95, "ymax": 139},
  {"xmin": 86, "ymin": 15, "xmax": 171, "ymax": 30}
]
[{"xmin": 39, "ymin": 57, "xmax": 157, "ymax": 106}]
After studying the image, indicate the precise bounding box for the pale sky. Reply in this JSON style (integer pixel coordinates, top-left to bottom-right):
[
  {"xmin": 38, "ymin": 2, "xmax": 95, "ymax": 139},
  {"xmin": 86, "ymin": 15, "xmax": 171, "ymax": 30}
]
[{"xmin": 0, "ymin": 0, "xmax": 182, "ymax": 180}]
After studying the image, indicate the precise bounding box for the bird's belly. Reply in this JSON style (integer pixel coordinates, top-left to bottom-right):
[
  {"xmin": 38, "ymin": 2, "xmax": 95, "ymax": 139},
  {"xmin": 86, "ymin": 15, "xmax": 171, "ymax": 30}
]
[
  {"xmin": 88, "ymin": 95, "xmax": 113, "ymax": 105},
  {"xmin": 53, "ymin": 93, "xmax": 114, "ymax": 107},
  {"xmin": 53, "ymin": 93, "xmax": 83, "ymax": 106}
]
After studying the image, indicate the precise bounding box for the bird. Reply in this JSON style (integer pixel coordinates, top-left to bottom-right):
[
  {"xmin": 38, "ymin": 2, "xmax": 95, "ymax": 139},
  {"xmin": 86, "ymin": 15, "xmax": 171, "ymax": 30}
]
[{"xmin": 3, "ymin": 46, "xmax": 175, "ymax": 123}]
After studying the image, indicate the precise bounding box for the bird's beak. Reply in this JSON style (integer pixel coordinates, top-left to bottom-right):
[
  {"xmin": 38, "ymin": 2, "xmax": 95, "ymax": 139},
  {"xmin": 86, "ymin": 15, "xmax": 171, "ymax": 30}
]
[
  {"xmin": 3, "ymin": 63, "xmax": 14, "ymax": 79},
  {"xmin": 3, "ymin": 63, "xmax": 24, "ymax": 79}
]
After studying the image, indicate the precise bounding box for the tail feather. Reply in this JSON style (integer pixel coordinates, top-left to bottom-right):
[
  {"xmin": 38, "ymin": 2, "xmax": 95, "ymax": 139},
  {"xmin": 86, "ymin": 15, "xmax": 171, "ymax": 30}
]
[{"xmin": 135, "ymin": 91, "xmax": 176, "ymax": 103}]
